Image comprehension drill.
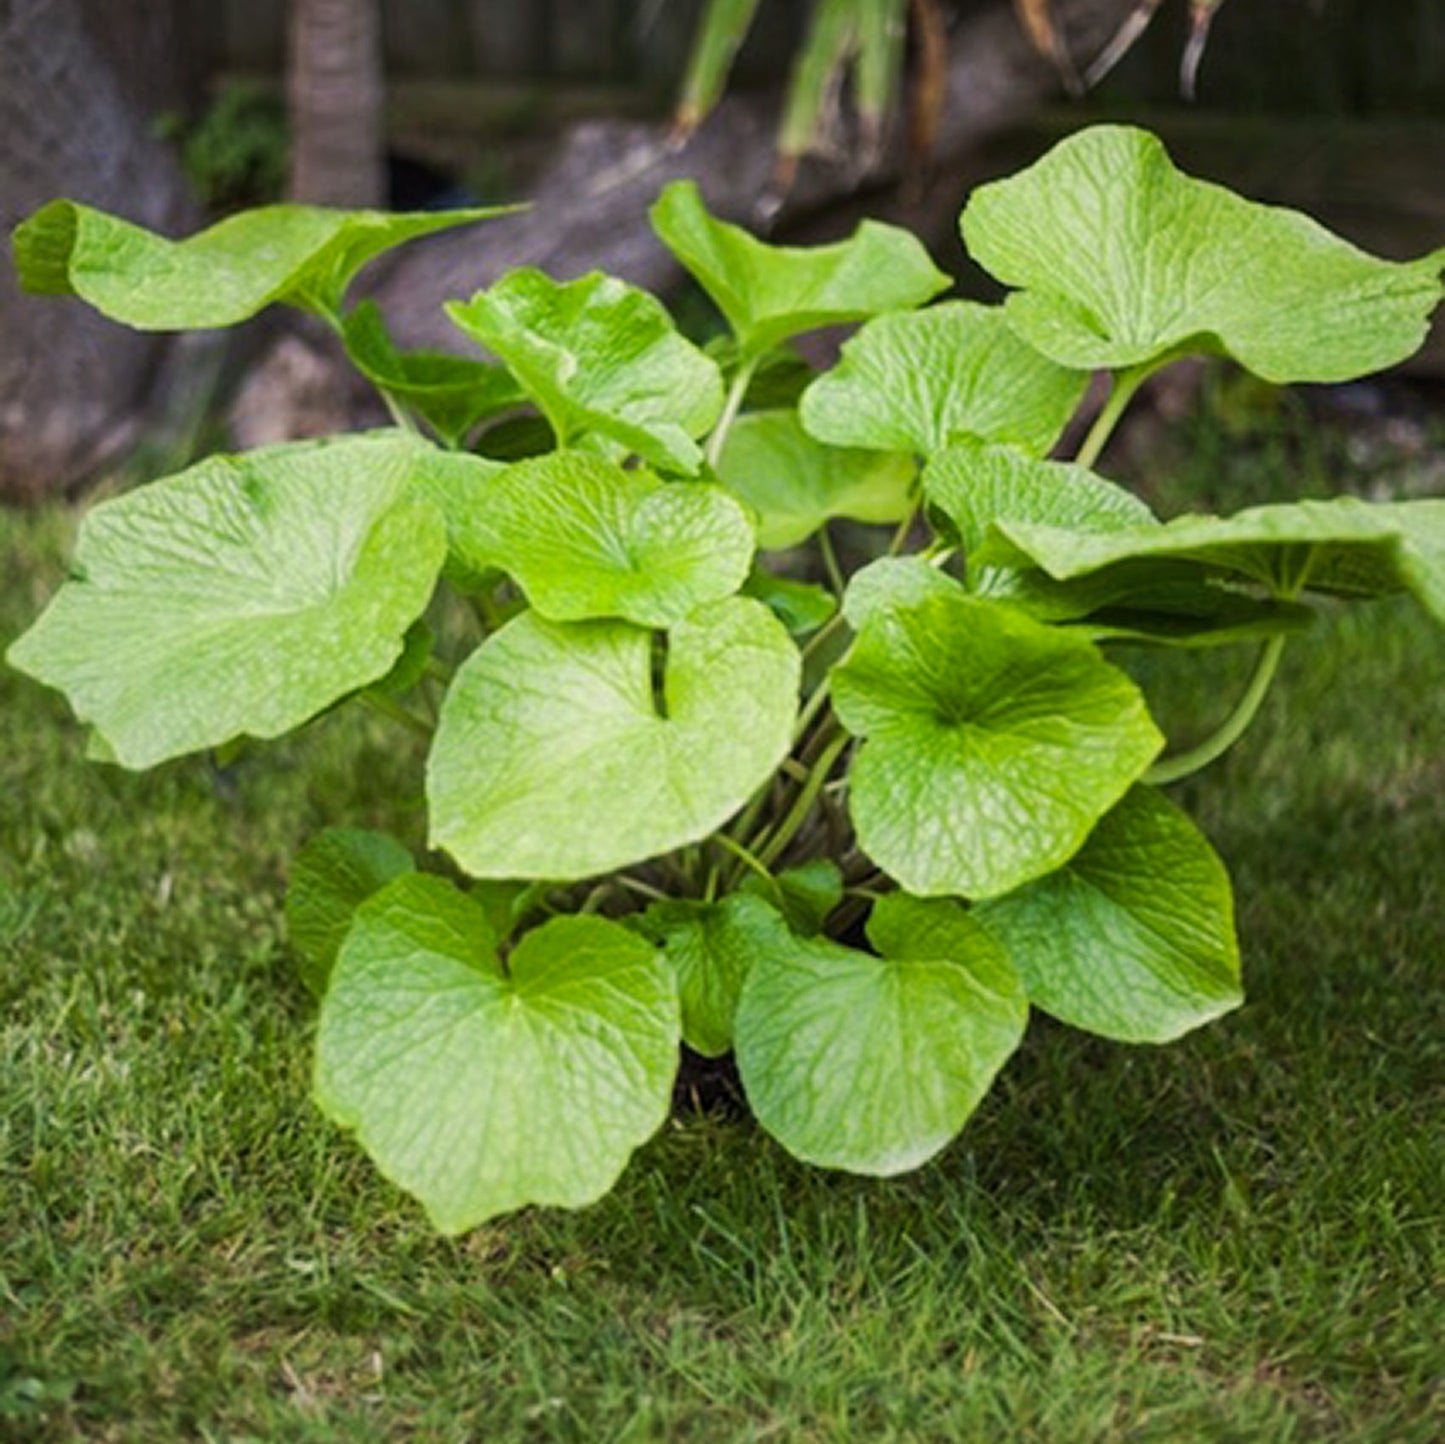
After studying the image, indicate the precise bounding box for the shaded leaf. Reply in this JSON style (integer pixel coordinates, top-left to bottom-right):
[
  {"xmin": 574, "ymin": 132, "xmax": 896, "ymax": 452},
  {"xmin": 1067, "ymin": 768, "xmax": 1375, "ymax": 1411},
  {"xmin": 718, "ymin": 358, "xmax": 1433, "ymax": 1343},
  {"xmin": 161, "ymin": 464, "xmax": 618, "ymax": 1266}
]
[
  {"xmin": 637, "ymin": 892, "xmax": 779, "ymax": 1055},
  {"xmin": 981, "ymin": 496, "xmax": 1445, "ymax": 621},
  {"xmin": 285, "ymin": 828, "xmax": 414, "ymax": 997},
  {"xmin": 342, "ymin": 301, "xmax": 524, "ymax": 446},
  {"xmin": 743, "ymin": 567, "xmax": 838, "ymax": 636},
  {"xmin": 716, "ymin": 408, "xmax": 915, "ymax": 549}
]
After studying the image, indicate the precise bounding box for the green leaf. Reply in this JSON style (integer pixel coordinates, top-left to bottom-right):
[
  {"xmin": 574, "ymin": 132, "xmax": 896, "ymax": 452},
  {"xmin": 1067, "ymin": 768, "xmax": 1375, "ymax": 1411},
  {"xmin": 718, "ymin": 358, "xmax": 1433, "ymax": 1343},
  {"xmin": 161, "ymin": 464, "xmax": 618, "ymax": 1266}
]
[
  {"xmin": 442, "ymin": 451, "xmax": 755, "ymax": 627},
  {"xmin": 831, "ymin": 592, "xmax": 1163, "ymax": 898},
  {"xmin": 742, "ymin": 567, "xmax": 837, "ymax": 636},
  {"xmin": 284, "ymin": 828, "xmax": 414, "ymax": 997},
  {"xmin": 982, "ymin": 497, "xmax": 1445, "ymax": 621},
  {"xmin": 650, "ymin": 180, "xmax": 949, "ymax": 359},
  {"xmin": 428, "ymin": 598, "xmax": 800, "ymax": 880},
  {"xmin": 798, "ymin": 303, "xmax": 1088, "ymax": 458},
  {"xmin": 960, "ymin": 125, "xmax": 1445, "ymax": 382},
  {"xmin": 14, "ymin": 200, "xmax": 514, "ymax": 327},
  {"xmin": 468, "ymin": 880, "xmax": 556, "ymax": 942},
  {"xmin": 315, "ymin": 874, "xmax": 678, "ymax": 1233},
  {"xmin": 446, "ymin": 269, "xmax": 723, "ymax": 474},
  {"xmin": 743, "ymin": 859, "xmax": 844, "ymax": 935},
  {"xmin": 976, "ymin": 789, "xmax": 1241, "ymax": 1043},
  {"xmin": 841, "ymin": 556, "xmax": 964, "ymax": 630},
  {"xmin": 6, "ymin": 433, "xmax": 448, "ymax": 768},
  {"xmin": 341, "ymin": 301, "xmax": 524, "ymax": 446},
  {"xmin": 733, "ymin": 894, "xmax": 1027, "ymax": 1173},
  {"xmin": 924, "ymin": 439, "xmax": 1154, "ymax": 561},
  {"xmin": 715, "ymin": 409, "xmax": 915, "ymax": 549},
  {"xmin": 637, "ymin": 892, "xmax": 779, "ymax": 1055}
]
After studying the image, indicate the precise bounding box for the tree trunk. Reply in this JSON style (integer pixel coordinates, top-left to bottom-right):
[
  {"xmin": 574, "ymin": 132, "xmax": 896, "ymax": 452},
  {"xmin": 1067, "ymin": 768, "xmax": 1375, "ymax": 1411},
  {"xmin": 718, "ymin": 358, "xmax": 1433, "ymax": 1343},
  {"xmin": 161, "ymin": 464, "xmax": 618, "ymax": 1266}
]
[
  {"xmin": 0, "ymin": 0, "xmax": 196, "ymax": 502},
  {"xmin": 287, "ymin": 0, "xmax": 385, "ymax": 206}
]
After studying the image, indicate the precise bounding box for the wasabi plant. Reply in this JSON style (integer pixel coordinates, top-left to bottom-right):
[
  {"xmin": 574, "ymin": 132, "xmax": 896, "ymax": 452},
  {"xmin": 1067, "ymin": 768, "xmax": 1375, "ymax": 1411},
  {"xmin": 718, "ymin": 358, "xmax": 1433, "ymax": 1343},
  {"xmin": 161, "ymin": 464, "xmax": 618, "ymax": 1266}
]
[{"xmin": 9, "ymin": 127, "xmax": 1444, "ymax": 1233}]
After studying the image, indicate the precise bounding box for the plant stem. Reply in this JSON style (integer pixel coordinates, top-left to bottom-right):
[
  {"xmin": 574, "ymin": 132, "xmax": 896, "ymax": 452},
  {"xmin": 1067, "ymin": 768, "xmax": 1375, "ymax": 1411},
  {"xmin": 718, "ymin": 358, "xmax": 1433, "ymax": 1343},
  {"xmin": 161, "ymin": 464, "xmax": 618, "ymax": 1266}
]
[
  {"xmin": 758, "ymin": 730, "xmax": 851, "ymax": 869},
  {"xmin": 712, "ymin": 831, "xmax": 777, "ymax": 889},
  {"xmin": 792, "ymin": 676, "xmax": 832, "ymax": 744},
  {"xmin": 886, "ymin": 503, "xmax": 919, "ymax": 557},
  {"xmin": 1074, "ymin": 363, "xmax": 1152, "ymax": 470},
  {"xmin": 360, "ymin": 689, "xmax": 432, "ymax": 737},
  {"xmin": 705, "ymin": 356, "xmax": 758, "ymax": 468},
  {"xmin": 818, "ymin": 524, "xmax": 847, "ymax": 597},
  {"xmin": 1145, "ymin": 635, "xmax": 1288, "ymax": 785}
]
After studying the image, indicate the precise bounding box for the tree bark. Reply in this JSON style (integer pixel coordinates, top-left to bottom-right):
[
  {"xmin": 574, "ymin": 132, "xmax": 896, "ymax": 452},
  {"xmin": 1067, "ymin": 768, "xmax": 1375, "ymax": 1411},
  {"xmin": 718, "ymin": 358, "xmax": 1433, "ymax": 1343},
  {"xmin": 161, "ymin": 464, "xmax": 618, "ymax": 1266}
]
[
  {"xmin": 287, "ymin": 0, "xmax": 385, "ymax": 206},
  {"xmin": 0, "ymin": 0, "xmax": 195, "ymax": 502}
]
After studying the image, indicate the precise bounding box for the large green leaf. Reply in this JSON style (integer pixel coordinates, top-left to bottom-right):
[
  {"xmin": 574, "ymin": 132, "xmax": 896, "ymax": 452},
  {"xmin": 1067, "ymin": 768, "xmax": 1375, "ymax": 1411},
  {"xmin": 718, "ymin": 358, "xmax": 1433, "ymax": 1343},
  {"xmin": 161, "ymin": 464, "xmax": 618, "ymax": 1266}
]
[
  {"xmin": 924, "ymin": 439, "xmax": 1154, "ymax": 560},
  {"xmin": 14, "ymin": 200, "xmax": 512, "ymax": 327},
  {"xmin": 6, "ymin": 433, "xmax": 447, "ymax": 768},
  {"xmin": 977, "ymin": 789, "xmax": 1241, "ymax": 1043},
  {"xmin": 981, "ymin": 497, "xmax": 1445, "ymax": 621},
  {"xmin": 918, "ymin": 441, "xmax": 1311, "ymax": 644},
  {"xmin": 442, "ymin": 451, "xmax": 755, "ymax": 626},
  {"xmin": 637, "ymin": 892, "xmax": 779, "ymax": 1056},
  {"xmin": 428, "ymin": 598, "xmax": 800, "ymax": 880},
  {"xmin": 315, "ymin": 874, "xmax": 678, "ymax": 1233},
  {"xmin": 341, "ymin": 301, "xmax": 524, "ymax": 446},
  {"xmin": 960, "ymin": 125, "xmax": 1445, "ymax": 382},
  {"xmin": 446, "ymin": 269, "xmax": 723, "ymax": 474},
  {"xmin": 733, "ymin": 894, "xmax": 1027, "ymax": 1174},
  {"xmin": 831, "ymin": 591, "xmax": 1163, "ymax": 898},
  {"xmin": 798, "ymin": 303, "xmax": 1088, "ymax": 458},
  {"xmin": 649, "ymin": 180, "xmax": 949, "ymax": 359},
  {"xmin": 285, "ymin": 828, "xmax": 415, "ymax": 997},
  {"xmin": 715, "ymin": 409, "xmax": 915, "ymax": 549}
]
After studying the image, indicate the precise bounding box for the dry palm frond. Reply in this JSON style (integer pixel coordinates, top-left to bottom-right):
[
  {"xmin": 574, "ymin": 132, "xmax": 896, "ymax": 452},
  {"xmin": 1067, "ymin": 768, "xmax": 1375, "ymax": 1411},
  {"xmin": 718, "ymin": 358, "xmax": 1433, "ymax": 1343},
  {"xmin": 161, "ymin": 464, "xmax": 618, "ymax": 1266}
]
[{"xmin": 1011, "ymin": 0, "xmax": 1083, "ymax": 95}]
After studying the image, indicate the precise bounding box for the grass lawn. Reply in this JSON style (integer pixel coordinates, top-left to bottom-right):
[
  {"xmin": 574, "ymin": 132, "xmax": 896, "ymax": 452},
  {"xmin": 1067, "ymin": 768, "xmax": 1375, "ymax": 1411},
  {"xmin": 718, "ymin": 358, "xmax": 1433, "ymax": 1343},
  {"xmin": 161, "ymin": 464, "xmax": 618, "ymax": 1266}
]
[{"xmin": 2, "ymin": 406, "xmax": 1442, "ymax": 1441}]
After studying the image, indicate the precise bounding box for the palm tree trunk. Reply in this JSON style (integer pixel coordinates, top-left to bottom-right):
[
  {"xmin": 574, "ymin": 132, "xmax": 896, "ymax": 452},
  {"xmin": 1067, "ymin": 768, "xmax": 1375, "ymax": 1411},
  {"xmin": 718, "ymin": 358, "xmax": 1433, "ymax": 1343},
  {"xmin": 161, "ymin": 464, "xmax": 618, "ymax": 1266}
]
[{"xmin": 287, "ymin": 0, "xmax": 385, "ymax": 207}]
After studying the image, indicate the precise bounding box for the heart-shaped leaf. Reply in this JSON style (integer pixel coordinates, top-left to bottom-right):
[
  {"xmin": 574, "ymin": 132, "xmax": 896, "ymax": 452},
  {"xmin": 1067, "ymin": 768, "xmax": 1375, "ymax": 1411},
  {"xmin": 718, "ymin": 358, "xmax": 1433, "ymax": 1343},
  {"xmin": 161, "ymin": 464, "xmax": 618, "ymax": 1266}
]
[
  {"xmin": 428, "ymin": 598, "xmax": 800, "ymax": 880},
  {"xmin": 341, "ymin": 301, "xmax": 524, "ymax": 446},
  {"xmin": 981, "ymin": 497, "xmax": 1445, "ymax": 621},
  {"xmin": 14, "ymin": 199, "xmax": 513, "ymax": 327},
  {"xmin": 798, "ymin": 302, "xmax": 1088, "ymax": 458},
  {"xmin": 977, "ymin": 788, "xmax": 1241, "ymax": 1043},
  {"xmin": 315, "ymin": 874, "xmax": 679, "ymax": 1233},
  {"xmin": 960, "ymin": 125, "xmax": 1445, "ymax": 382},
  {"xmin": 6, "ymin": 433, "xmax": 448, "ymax": 768},
  {"xmin": 734, "ymin": 894, "xmax": 1027, "ymax": 1174},
  {"xmin": 715, "ymin": 409, "xmax": 915, "ymax": 549},
  {"xmin": 447, "ymin": 269, "xmax": 723, "ymax": 473},
  {"xmin": 442, "ymin": 451, "xmax": 755, "ymax": 626},
  {"xmin": 650, "ymin": 180, "xmax": 950, "ymax": 359},
  {"xmin": 285, "ymin": 828, "xmax": 415, "ymax": 997},
  {"xmin": 637, "ymin": 892, "xmax": 781, "ymax": 1056},
  {"xmin": 831, "ymin": 591, "xmax": 1163, "ymax": 898}
]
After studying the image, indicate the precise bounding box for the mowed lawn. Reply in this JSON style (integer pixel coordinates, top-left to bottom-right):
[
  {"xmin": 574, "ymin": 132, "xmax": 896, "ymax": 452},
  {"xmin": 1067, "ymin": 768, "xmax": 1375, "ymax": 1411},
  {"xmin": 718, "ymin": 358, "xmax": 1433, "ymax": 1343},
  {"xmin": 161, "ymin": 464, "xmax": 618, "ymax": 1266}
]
[{"xmin": 2, "ymin": 417, "xmax": 1442, "ymax": 1441}]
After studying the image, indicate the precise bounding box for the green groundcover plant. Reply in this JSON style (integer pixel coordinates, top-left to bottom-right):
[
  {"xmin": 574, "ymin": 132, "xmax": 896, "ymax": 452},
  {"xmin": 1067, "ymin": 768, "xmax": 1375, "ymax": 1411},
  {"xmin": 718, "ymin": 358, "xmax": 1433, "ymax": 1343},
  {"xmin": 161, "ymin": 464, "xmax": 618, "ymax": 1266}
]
[{"xmin": 9, "ymin": 126, "xmax": 1445, "ymax": 1234}]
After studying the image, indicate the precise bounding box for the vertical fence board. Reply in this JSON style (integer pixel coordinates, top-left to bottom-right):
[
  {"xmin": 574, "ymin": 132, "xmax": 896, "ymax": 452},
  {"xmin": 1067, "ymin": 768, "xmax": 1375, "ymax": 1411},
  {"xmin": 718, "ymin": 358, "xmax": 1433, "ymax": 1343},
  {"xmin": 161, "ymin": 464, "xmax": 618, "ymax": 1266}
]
[{"xmin": 464, "ymin": 0, "xmax": 548, "ymax": 77}]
